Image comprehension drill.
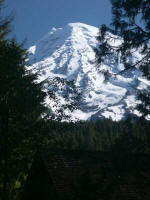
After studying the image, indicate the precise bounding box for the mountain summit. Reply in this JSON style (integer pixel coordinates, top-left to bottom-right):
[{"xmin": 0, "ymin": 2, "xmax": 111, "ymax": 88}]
[{"xmin": 28, "ymin": 23, "xmax": 150, "ymax": 121}]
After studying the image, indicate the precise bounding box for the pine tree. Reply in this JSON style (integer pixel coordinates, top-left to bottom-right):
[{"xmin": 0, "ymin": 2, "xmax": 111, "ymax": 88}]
[
  {"xmin": 0, "ymin": 0, "xmax": 11, "ymax": 40},
  {"xmin": 96, "ymin": 0, "xmax": 150, "ymax": 118},
  {"xmin": 0, "ymin": 1, "xmax": 46, "ymax": 199},
  {"xmin": 0, "ymin": 42, "xmax": 46, "ymax": 200}
]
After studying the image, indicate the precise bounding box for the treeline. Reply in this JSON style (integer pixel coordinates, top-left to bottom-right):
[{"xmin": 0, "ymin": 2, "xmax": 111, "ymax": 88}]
[
  {"xmin": 40, "ymin": 119, "xmax": 150, "ymax": 153},
  {"xmin": 1, "ymin": 116, "xmax": 150, "ymax": 199},
  {"xmin": 0, "ymin": 0, "xmax": 150, "ymax": 199}
]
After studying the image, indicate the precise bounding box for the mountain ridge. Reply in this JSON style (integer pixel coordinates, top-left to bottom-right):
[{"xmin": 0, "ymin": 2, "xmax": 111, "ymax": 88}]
[{"xmin": 28, "ymin": 22, "xmax": 150, "ymax": 121}]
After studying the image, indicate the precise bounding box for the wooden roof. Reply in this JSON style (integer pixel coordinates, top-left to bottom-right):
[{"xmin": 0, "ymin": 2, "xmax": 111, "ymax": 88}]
[{"xmin": 37, "ymin": 149, "xmax": 150, "ymax": 200}]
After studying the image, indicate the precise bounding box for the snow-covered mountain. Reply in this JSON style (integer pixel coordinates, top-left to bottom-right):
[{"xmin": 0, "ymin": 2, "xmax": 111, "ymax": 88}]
[{"xmin": 28, "ymin": 22, "xmax": 150, "ymax": 121}]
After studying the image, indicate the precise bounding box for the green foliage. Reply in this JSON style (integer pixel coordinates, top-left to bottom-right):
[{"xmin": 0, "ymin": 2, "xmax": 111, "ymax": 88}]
[
  {"xmin": 0, "ymin": 39, "xmax": 47, "ymax": 199},
  {"xmin": 40, "ymin": 119, "xmax": 150, "ymax": 154},
  {"xmin": 0, "ymin": 1, "xmax": 150, "ymax": 199},
  {"xmin": 96, "ymin": 0, "xmax": 150, "ymax": 118},
  {"xmin": 0, "ymin": 2, "xmax": 46, "ymax": 198},
  {"xmin": 0, "ymin": 0, "xmax": 11, "ymax": 40}
]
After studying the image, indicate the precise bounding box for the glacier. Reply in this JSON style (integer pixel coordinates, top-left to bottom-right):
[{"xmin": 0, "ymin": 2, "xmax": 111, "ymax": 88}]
[{"xmin": 28, "ymin": 22, "xmax": 150, "ymax": 121}]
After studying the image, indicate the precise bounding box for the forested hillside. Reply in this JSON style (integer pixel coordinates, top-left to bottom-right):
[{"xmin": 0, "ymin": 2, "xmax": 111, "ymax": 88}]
[
  {"xmin": 39, "ymin": 119, "xmax": 150, "ymax": 153},
  {"xmin": 0, "ymin": 0, "xmax": 150, "ymax": 199}
]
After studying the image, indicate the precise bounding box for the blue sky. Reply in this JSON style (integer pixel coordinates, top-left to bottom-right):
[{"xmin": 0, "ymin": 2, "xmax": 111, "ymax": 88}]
[{"xmin": 4, "ymin": 0, "xmax": 112, "ymax": 48}]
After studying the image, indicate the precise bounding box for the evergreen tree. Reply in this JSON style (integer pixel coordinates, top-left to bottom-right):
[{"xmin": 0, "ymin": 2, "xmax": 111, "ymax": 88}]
[
  {"xmin": 0, "ymin": 1, "xmax": 46, "ymax": 198},
  {"xmin": 96, "ymin": 0, "xmax": 150, "ymax": 118},
  {"xmin": 0, "ymin": 0, "xmax": 11, "ymax": 40}
]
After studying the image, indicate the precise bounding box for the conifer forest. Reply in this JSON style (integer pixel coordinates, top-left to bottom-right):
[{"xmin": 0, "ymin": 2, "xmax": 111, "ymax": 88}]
[{"xmin": 0, "ymin": 0, "xmax": 150, "ymax": 199}]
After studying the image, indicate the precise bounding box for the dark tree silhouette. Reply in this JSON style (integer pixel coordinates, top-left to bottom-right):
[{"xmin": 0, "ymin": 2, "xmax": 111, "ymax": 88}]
[
  {"xmin": 96, "ymin": 0, "xmax": 150, "ymax": 118},
  {"xmin": 0, "ymin": 1, "xmax": 46, "ymax": 199}
]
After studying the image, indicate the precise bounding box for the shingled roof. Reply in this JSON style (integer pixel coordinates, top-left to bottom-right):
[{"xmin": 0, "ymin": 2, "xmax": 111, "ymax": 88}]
[{"xmin": 23, "ymin": 149, "xmax": 150, "ymax": 200}]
